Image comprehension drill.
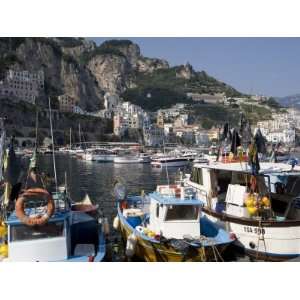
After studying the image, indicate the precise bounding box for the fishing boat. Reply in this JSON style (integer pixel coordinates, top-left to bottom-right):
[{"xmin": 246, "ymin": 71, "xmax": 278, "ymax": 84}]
[
  {"xmin": 113, "ymin": 183, "xmax": 234, "ymax": 262},
  {"xmin": 0, "ymin": 105, "xmax": 106, "ymax": 262},
  {"xmin": 0, "ymin": 187, "xmax": 106, "ymax": 262},
  {"xmin": 181, "ymin": 117, "xmax": 300, "ymax": 260},
  {"xmin": 184, "ymin": 161, "xmax": 300, "ymax": 261}
]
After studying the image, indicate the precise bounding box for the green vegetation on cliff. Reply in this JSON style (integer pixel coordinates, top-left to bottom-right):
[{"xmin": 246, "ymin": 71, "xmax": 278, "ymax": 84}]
[{"xmin": 122, "ymin": 67, "xmax": 243, "ymax": 111}]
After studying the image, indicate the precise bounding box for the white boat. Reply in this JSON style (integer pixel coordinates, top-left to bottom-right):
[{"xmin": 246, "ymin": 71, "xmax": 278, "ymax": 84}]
[
  {"xmin": 137, "ymin": 153, "xmax": 151, "ymax": 163},
  {"xmin": 184, "ymin": 161, "xmax": 300, "ymax": 261},
  {"xmin": 113, "ymin": 152, "xmax": 151, "ymax": 164},
  {"xmin": 151, "ymin": 156, "xmax": 190, "ymax": 168},
  {"xmin": 83, "ymin": 149, "xmax": 117, "ymax": 162},
  {"xmin": 114, "ymin": 155, "xmax": 141, "ymax": 164},
  {"xmin": 193, "ymin": 154, "xmax": 209, "ymax": 164}
]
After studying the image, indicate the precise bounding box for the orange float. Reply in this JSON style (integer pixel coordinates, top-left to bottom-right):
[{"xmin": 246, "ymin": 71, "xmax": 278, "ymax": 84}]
[{"xmin": 15, "ymin": 188, "xmax": 55, "ymax": 226}]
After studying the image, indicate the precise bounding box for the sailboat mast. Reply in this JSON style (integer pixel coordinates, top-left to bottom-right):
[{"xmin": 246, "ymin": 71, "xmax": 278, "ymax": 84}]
[
  {"xmin": 79, "ymin": 123, "xmax": 82, "ymax": 149},
  {"xmin": 69, "ymin": 128, "xmax": 72, "ymax": 150},
  {"xmin": 48, "ymin": 97, "xmax": 58, "ymax": 192}
]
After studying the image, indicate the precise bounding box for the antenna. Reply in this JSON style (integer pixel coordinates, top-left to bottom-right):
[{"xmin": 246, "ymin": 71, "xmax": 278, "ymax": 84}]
[{"xmin": 48, "ymin": 97, "xmax": 58, "ymax": 192}]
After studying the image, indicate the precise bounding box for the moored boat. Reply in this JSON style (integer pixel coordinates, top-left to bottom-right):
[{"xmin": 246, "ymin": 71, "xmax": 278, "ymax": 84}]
[
  {"xmin": 114, "ymin": 183, "xmax": 234, "ymax": 262},
  {"xmin": 151, "ymin": 156, "xmax": 190, "ymax": 168},
  {"xmin": 185, "ymin": 161, "xmax": 300, "ymax": 261}
]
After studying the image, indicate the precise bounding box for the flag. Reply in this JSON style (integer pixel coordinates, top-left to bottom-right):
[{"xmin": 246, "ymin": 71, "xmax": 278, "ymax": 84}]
[
  {"xmin": 3, "ymin": 138, "xmax": 21, "ymax": 205},
  {"xmin": 230, "ymin": 129, "xmax": 241, "ymax": 155},
  {"xmin": 0, "ymin": 128, "xmax": 5, "ymax": 181},
  {"xmin": 254, "ymin": 128, "xmax": 267, "ymax": 154}
]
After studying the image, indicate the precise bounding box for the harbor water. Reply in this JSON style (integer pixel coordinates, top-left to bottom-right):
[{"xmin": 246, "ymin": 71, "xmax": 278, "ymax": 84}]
[{"xmin": 29, "ymin": 154, "xmax": 255, "ymax": 261}]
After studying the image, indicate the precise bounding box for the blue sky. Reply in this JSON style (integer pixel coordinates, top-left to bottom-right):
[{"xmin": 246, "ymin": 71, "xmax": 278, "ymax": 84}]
[{"xmin": 91, "ymin": 37, "xmax": 300, "ymax": 97}]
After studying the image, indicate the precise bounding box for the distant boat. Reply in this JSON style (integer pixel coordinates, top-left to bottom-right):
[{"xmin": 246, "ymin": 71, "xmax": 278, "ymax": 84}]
[
  {"xmin": 151, "ymin": 156, "xmax": 190, "ymax": 168},
  {"xmin": 83, "ymin": 149, "xmax": 117, "ymax": 162},
  {"xmin": 114, "ymin": 153, "xmax": 151, "ymax": 164}
]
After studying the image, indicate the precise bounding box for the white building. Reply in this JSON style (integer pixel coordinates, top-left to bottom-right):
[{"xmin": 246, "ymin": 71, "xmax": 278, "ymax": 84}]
[
  {"xmin": 104, "ymin": 92, "xmax": 120, "ymax": 111},
  {"xmin": 0, "ymin": 69, "xmax": 44, "ymax": 104},
  {"xmin": 187, "ymin": 92, "xmax": 226, "ymax": 104},
  {"xmin": 143, "ymin": 125, "xmax": 164, "ymax": 147},
  {"xmin": 195, "ymin": 131, "xmax": 210, "ymax": 145},
  {"xmin": 73, "ymin": 105, "xmax": 85, "ymax": 115},
  {"xmin": 265, "ymin": 129, "xmax": 295, "ymax": 144},
  {"xmin": 58, "ymin": 94, "xmax": 77, "ymax": 112}
]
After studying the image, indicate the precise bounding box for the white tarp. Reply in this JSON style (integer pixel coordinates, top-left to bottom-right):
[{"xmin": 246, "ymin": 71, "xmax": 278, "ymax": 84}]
[{"xmin": 225, "ymin": 184, "xmax": 246, "ymax": 206}]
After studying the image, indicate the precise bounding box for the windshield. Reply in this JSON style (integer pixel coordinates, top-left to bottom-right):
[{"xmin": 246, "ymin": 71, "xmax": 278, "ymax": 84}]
[
  {"xmin": 165, "ymin": 205, "xmax": 199, "ymax": 221},
  {"xmin": 10, "ymin": 221, "xmax": 65, "ymax": 242}
]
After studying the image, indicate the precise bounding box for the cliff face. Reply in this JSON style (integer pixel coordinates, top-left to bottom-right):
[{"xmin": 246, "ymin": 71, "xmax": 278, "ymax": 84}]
[
  {"xmin": 87, "ymin": 54, "xmax": 131, "ymax": 94},
  {"xmin": 0, "ymin": 37, "xmax": 243, "ymax": 113},
  {"xmin": 0, "ymin": 38, "xmax": 170, "ymax": 111}
]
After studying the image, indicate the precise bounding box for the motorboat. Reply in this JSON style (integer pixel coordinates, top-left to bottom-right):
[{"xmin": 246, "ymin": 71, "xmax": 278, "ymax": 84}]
[
  {"xmin": 114, "ymin": 153, "xmax": 151, "ymax": 164},
  {"xmin": 151, "ymin": 156, "xmax": 190, "ymax": 168},
  {"xmin": 83, "ymin": 148, "xmax": 117, "ymax": 162}
]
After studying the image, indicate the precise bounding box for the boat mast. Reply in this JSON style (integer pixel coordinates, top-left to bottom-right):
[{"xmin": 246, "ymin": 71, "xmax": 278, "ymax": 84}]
[
  {"xmin": 162, "ymin": 137, "xmax": 169, "ymax": 186},
  {"xmin": 78, "ymin": 123, "xmax": 82, "ymax": 149},
  {"xmin": 69, "ymin": 128, "xmax": 72, "ymax": 150},
  {"xmin": 48, "ymin": 97, "xmax": 58, "ymax": 192}
]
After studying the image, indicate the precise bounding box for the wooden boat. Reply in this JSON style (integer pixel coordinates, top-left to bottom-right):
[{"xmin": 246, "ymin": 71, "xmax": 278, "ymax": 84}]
[
  {"xmin": 185, "ymin": 161, "xmax": 300, "ymax": 261},
  {"xmin": 71, "ymin": 194, "xmax": 99, "ymax": 218},
  {"xmin": 115, "ymin": 184, "xmax": 234, "ymax": 262}
]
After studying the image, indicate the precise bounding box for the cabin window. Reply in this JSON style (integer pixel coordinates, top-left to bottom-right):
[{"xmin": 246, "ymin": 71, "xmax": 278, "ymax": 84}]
[
  {"xmin": 10, "ymin": 221, "xmax": 64, "ymax": 242},
  {"xmin": 165, "ymin": 205, "xmax": 199, "ymax": 221},
  {"xmin": 156, "ymin": 203, "xmax": 160, "ymax": 218},
  {"xmin": 191, "ymin": 167, "xmax": 203, "ymax": 185}
]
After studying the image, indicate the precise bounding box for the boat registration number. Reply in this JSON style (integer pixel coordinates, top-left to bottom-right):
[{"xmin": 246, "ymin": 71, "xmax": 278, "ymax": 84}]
[{"xmin": 243, "ymin": 226, "xmax": 265, "ymax": 235}]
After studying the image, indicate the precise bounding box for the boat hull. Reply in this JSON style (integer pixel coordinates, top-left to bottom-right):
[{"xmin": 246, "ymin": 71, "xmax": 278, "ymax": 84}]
[
  {"xmin": 118, "ymin": 208, "xmax": 229, "ymax": 262},
  {"xmin": 151, "ymin": 159, "xmax": 189, "ymax": 168},
  {"xmin": 202, "ymin": 207, "xmax": 300, "ymax": 261}
]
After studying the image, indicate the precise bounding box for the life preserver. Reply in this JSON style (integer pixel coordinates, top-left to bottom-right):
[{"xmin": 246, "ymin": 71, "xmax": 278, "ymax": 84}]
[{"xmin": 15, "ymin": 188, "xmax": 55, "ymax": 226}]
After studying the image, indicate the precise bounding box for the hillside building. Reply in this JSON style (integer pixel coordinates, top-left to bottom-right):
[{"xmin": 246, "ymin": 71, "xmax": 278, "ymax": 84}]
[
  {"xmin": 0, "ymin": 69, "xmax": 44, "ymax": 104},
  {"xmin": 58, "ymin": 94, "xmax": 77, "ymax": 112}
]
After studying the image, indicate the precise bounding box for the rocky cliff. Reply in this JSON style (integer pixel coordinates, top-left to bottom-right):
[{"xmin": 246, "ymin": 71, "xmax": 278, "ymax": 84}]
[{"xmin": 0, "ymin": 37, "xmax": 243, "ymax": 112}]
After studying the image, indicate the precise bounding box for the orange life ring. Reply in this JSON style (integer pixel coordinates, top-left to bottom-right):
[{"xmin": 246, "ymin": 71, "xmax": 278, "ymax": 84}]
[{"xmin": 15, "ymin": 188, "xmax": 55, "ymax": 226}]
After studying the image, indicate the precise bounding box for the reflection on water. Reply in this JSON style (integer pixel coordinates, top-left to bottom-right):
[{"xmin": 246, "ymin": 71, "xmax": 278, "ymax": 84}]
[{"xmin": 38, "ymin": 155, "xmax": 181, "ymax": 222}]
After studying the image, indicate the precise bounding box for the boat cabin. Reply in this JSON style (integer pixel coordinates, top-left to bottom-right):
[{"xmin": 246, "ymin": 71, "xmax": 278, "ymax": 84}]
[
  {"xmin": 5, "ymin": 192, "xmax": 100, "ymax": 261},
  {"xmin": 148, "ymin": 185, "xmax": 202, "ymax": 239},
  {"xmin": 6, "ymin": 210, "xmax": 69, "ymax": 261},
  {"xmin": 187, "ymin": 162, "xmax": 300, "ymax": 221}
]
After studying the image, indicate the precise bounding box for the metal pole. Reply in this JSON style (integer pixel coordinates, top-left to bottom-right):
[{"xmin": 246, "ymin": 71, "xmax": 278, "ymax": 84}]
[{"xmin": 48, "ymin": 97, "xmax": 58, "ymax": 192}]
